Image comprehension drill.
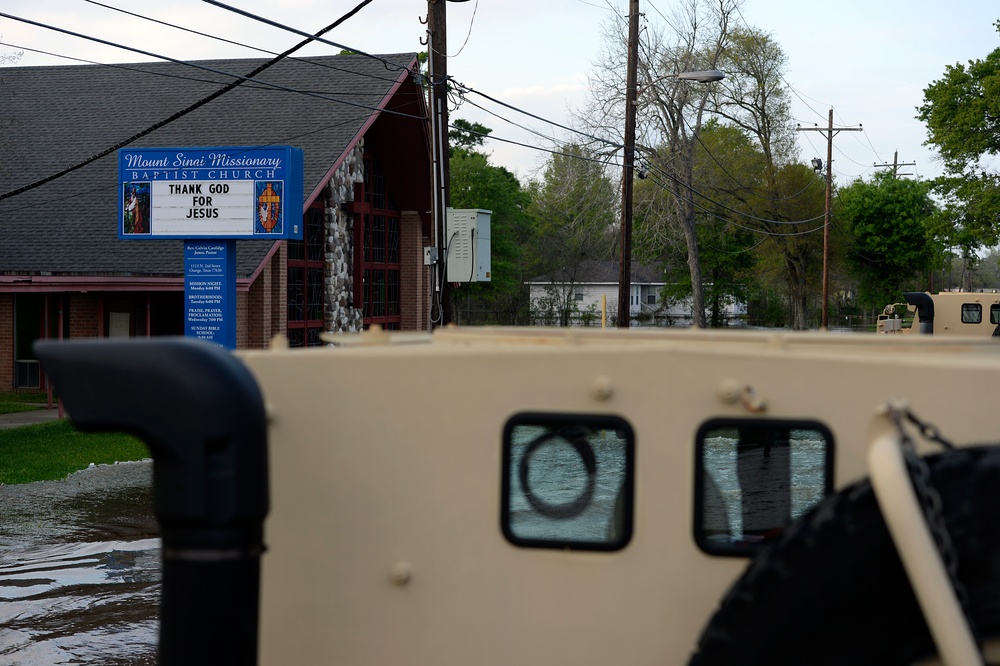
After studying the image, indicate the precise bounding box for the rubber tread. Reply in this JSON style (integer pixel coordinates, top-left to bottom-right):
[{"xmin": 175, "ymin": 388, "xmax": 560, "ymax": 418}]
[{"xmin": 689, "ymin": 446, "xmax": 1000, "ymax": 665}]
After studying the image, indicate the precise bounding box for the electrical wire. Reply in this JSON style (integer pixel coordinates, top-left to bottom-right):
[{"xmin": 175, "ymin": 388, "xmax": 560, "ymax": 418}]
[
  {"xmin": 457, "ymin": 96, "xmax": 620, "ymax": 164},
  {"xmin": 0, "ymin": 111, "xmax": 376, "ymax": 215},
  {"xmin": 0, "ymin": 39, "xmax": 406, "ymax": 99},
  {"xmin": 200, "ymin": 0, "xmax": 406, "ymax": 75},
  {"xmin": 452, "ymin": 78, "xmax": 623, "ymax": 150},
  {"xmin": 0, "ymin": 3, "xmax": 438, "ymax": 202},
  {"xmin": 83, "ymin": 0, "xmax": 404, "ymax": 86},
  {"xmin": 84, "ymin": 0, "xmax": 274, "ymax": 57},
  {"xmin": 445, "ymin": 0, "xmax": 479, "ymax": 58},
  {"xmin": 640, "ymin": 158, "xmax": 826, "ymax": 226},
  {"xmin": 6, "ymin": 0, "xmax": 636, "ymax": 185},
  {"xmin": 640, "ymin": 171, "xmax": 828, "ymax": 237}
]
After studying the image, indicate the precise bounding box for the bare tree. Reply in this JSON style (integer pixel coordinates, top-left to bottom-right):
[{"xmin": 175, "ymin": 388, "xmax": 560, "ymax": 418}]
[{"xmin": 582, "ymin": 0, "xmax": 738, "ymax": 328}]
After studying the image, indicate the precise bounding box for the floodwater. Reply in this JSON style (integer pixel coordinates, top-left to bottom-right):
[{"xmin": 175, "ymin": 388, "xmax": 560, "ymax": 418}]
[{"xmin": 0, "ymin": 461, "xmax": 159, "ymax": 665}]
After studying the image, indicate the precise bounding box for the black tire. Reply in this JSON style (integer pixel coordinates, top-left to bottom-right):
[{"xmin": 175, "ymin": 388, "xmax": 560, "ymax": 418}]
[{"xmin": 690, "ymin": 446, "xmax": 1000, "ymax": 665}]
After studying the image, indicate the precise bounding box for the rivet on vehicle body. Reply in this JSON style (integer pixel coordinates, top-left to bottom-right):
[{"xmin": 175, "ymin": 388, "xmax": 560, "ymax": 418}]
[
  {"xmin": 389, "ymin": 561, "xmax": 412, "ymax": 586},
  {"xmin": 717, "ymin": 379, "xmax": 741, "ymax": 405},
  {"xmin": 591, "ymin": 376, "xmax": 613, "ymax": 401}
]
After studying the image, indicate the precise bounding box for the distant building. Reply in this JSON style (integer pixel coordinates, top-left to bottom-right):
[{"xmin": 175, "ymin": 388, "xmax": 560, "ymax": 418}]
[
  {"xmin": 527, "ymin": 260, "xmax": 668, "ymax": 326},
  {"xmin": 0, "ymin": 53, "xmax": 432, "ymax": 392},
  {"xmin": 526, "ymin": 260, "xmax": 746, "ymax": 327}
]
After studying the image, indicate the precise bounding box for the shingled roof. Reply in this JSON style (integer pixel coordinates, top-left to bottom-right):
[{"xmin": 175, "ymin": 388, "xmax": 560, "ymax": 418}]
[
  {"xmin": 527, "ymin": 260, "xmax": 666, "ymax": 285},
  {"xmin": 0, "ymin": 52, "xmax": 426, "ymax": 283}
]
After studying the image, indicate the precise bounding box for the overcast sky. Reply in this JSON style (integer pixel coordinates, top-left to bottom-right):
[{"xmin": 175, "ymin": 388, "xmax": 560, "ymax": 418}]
[{"xmin": 2, "ymin": 1, "xmax": 998, "ymax": 185}]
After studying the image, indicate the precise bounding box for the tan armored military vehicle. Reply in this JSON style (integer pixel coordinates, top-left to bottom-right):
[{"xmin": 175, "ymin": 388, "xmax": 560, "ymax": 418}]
[
  {"xmin": 878, "ymin": 291, "xmax": 1000, "ymax": 337},
  {"xmin": 36, "ymin": 326, "xmax": 1000, "ymax": 665}
]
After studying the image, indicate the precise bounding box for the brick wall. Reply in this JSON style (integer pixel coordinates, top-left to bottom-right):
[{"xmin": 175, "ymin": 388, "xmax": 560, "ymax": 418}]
[
  {"xmin": 0, "ymin": 295, "xmax": 13, "ymax": 392},
  {"xmin": 244, "ymin": 242, "xmax": 288, "ymax": 350},
  {"xmin": 271, "ymin": 242, "xmax": 287, "ymax": 338},
  {"xmin": 400, "ymin": 211, "xmax": 430, "ymax": 331},
  {"xmin": 68, "ymin": 294, "xmax": 99, "ymax": 338}
]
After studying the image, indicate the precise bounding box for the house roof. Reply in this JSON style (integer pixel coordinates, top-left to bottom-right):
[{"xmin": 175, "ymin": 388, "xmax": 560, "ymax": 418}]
[
  {"xmin": 0, "ymin": 52, "xmax": 428, "ymax": 289},
  {"xmin": 527, "ymin": 259, "xmax": 665, "ymax": 285}
]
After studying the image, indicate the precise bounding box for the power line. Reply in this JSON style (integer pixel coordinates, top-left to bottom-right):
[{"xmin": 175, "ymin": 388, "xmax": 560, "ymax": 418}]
[
  {"xmin": 83, "ymin": 0, "xmax": 274, "ymax": 57},
  {"xmin": 641, "ymin": 171, "xmax": 827, "ymax": 238},
  {"xmin": 444, "ymin": 0, "xmax": 479, "ymax": 58},
  {"xmin": 454, "ymin": 79, "xmax": 623, "ymax": 150},
  {"xmin": 200, "ymin": 0, "xmax": 405, "ymax": 75},
  {"xmin": 640, "ymin": 159, "xmax": 826, "ymax": 226},
  {"xmin": 0, "ymin": 0, "xmax": 377, "ymax": 201},
  {"xmin": 6, "ymin": 2, "xmax": 624, "ymax": 181},
  {"xmin": 82, "ymin": 0, "xmax": 404, "ymax": 86}
]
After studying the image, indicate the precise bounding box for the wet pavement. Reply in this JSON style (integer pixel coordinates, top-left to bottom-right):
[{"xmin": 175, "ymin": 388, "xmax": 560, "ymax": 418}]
[
  {"xmin": 0, "ymin": 406, "xmax": 62, "ymax": 429},
  {"xmin": 0, "ymin": 458, "xmax": 159, "ymax": 664}
]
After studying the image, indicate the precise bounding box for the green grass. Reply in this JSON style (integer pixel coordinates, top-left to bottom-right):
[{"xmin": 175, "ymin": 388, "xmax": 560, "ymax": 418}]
[
  {"xmin": 0, "ymin": 419, "xmax": 150, "ymax": 485},
  {"xmin": 0, "ymin": 391, "xmax": 50, "ymax": 415}
]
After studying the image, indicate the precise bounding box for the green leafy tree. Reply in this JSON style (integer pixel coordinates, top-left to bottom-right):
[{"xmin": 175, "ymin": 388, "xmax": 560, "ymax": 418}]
[
  {"xmin": 449, "ymin": 130, "xmax": 533, "ymax": 324},
  {"xmin": 835, "ymin": 171, "xmax": 940, "ymax": 311},
  {"xmin": 638, "ymin": 121, "xmax": 760, "ymax": 326},
  {"xmin": 918, "ymin": 24, "xmax": 1000, "ymax": 174},
  {"xmin": 449, "ymin": 119, "xmax": 492, "ymax": 154},
  {"xmin": 757, "ymin": 163, "xmax": 827, "ymax": 330},
  {"xmin": 918, "ymin": 22, "xmax": 1000, "ymax": 253}
]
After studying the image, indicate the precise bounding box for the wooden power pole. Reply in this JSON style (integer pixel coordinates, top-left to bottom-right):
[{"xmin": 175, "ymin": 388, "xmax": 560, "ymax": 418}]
[
  {"xmin": 617, "ymin": 0, "xmax": 640, "ymax": 329},
  {"xmin": 427, "ymin": 0, "xmax": 453, "ymax": 325},
  {"xmin": 797, "ymin": 108, "xmax": 861, "ymax": 329},
  {"xmin": 874, "ymin": 151, "xmax": 915, "ymax": 179}
]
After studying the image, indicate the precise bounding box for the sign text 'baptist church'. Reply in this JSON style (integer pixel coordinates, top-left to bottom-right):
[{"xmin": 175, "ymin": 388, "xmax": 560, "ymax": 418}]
[{"xmin": 118, "ymin": 146, "xmax": 304, "ymax": 240}]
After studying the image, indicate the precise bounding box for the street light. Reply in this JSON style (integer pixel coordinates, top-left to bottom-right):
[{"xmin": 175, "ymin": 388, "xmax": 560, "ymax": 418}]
[
  {"xmin": 640, "ymin": 70, "xmax": 726, "ymax": 89},
  {"xmin": 617, "ymin": 68, "xmax": 725, "ymax": 328}
]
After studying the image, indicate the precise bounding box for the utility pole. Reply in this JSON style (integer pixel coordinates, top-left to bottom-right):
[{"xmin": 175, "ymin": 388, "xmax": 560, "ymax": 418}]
[
  {"xmin": 874, "ymin": 151, "xmax": 915, "ymax": 179},
  {"xmin": 427, "ymin": 0, "xmax": 453, "ymax": 325},
  {"xmin": 797, "ymin": 108, "xmax": 862, "ymax": 329},
  {"xmin": 617, "ymin": 0, "xmax": 640, "ymax": 329}
]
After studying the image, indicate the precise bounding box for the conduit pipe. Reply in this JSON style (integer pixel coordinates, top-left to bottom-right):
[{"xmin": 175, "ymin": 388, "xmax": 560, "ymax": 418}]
[{"xmin": 35, "ymin": 337, "xmax": 269, "ymax": 666}]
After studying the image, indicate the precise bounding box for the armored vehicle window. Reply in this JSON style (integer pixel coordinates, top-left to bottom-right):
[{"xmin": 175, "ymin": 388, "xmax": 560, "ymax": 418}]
[
  {"xmin": 991, "ymin": 304, "xmax": 1000, "ymax": 325},
  {"xmin": 694, "ymin": 419, "xmax": 834, "ymax": 557},
  {"xmin": 502, "ymin": 413, "xmax": 634, "ymax": 551},
  {"xmin": 962, "ymin": 303, "xmax": 982, "ymax": 324}
]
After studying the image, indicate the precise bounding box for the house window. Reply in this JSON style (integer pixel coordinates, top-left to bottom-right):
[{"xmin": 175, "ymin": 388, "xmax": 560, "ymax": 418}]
[
  {"xmin": 14, "ymin": 294, "xmax": 69, "ymax": 388},
  {"xmin": 287, "ymin": 206, "xmax": 325, "ymax": 347},
  {"xmin": 574, "ymin": 289, "xmax": 584, "ymax": 302},
  {"xmin": 354, "ymin": 156, "xmax": 401, "ymax": 330}
]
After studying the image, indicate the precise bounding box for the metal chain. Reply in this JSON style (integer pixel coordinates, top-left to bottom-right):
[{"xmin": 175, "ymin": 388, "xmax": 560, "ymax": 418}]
[
  {"xmin": 900, "ymin": 409, "xmax": 956, "ymax": 450},
  {"xmin": 885, "ymin": 404, "xmax": 978, "ymax": 639}
]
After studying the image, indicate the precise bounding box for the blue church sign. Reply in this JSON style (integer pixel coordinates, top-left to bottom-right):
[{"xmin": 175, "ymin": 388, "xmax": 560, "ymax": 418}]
[
  {"xmin": 118, "ymin": 146, "xmax": 303, "ymax": 240},
  {"xmin": 118, "ymin": 146, "xmax": 304, "ymax": 348},
  {"xmin": 184, "ymin": 241, "xmax": 236, "ymax": 348}
]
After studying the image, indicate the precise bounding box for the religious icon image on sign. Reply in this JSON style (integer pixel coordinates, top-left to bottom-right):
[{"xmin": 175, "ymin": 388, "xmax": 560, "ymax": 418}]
[
  {"xmin": 255, "ymin": 181, "xmax": 282, "ymax": 234},
  {"xmin": 122, "ymin": 182, "xmax": 151, "ymax": 234}
]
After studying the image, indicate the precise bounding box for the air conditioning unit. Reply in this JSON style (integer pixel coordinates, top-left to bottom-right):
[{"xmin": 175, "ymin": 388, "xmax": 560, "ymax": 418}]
[{"xmin": 445, "ymin": 208, "xmax": 491, "ymax": 282}]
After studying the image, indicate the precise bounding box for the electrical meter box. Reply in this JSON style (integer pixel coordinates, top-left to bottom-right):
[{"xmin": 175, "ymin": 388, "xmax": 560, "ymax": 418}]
[{"xmin": 446, "ymin": 208, "xmax": 491, "ymax": 282}]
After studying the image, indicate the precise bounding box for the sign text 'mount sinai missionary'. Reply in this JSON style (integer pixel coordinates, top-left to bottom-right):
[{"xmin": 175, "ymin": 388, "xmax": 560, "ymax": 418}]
[{"xmin": 118, "ymin": 146, "xmax": 304, "ymax": 240}]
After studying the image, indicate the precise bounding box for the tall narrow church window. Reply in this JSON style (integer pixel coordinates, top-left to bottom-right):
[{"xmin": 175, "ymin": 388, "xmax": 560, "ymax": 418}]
[
  {"xmin": 355, "ymin": 156, "xmax": 401, "ymax": 330},
  {"xmin": 287, "ymin": 206, "xmax": 325, "ymax": 347}
]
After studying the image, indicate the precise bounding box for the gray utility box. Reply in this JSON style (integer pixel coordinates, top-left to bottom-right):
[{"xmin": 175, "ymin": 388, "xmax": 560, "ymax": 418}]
[{"xmin": 446, "ymin": 208, "xmax": 491, "ymax": 282}]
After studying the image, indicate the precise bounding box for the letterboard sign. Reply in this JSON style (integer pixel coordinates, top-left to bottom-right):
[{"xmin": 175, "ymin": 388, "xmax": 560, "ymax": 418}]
[{"xmin": 118, "ymin": 146, "xmax": 304, "ymax": 240}]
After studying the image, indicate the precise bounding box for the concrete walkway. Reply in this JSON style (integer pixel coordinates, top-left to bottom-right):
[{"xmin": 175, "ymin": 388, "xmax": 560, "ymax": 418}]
[{"xmin": 0, "ymin": 407, "xmax": 63, "ymax": 429}]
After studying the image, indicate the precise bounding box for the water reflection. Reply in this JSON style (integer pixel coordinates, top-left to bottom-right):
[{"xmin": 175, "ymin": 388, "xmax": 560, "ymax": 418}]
[
  {"xmin": 503, "ymin": 414, "xmax": 634, "ymax": 551},
  {"xmin": 0, "ymin": 461, "xmax": 159, "ymax": 665}
]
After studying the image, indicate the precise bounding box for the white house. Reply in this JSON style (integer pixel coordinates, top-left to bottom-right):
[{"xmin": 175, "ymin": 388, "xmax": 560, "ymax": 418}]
[{"xmin": 526, "ymin": 260, "xmax": 747, "ymax": 327}]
